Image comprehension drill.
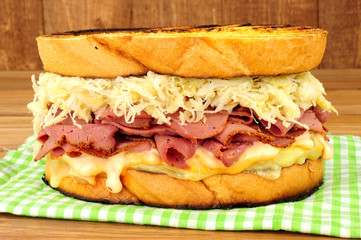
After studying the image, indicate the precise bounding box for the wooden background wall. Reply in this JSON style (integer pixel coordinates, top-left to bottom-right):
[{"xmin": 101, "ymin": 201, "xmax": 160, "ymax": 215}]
[{"xmin": 1, "ymin": 0, "xmax": 360, "ymax": 71}]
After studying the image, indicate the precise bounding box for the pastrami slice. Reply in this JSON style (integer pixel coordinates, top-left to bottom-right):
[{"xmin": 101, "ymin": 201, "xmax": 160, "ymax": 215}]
[{"xmin": 154, "ymin": 135, "xmax": 197, "ymax": 169}]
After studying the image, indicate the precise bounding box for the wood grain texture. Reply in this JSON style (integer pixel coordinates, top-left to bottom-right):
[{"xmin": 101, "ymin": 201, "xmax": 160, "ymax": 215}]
[
  {"xmin": 222, "ymin": 0, "xmax": 317, "ymax": 26},
  {"xmin": 43, "ymin": 0, "xmax": 131, "ymax": 33},
  {"xmin": 0, "ymin": 69, "xmax": 360, "ymax": 238},
  {"xmin": 0, "ymin": 0, "xmax": 44, "ymax": 70},
  {"xmin": 43, "ymin": 0, "xmax": 224, "ymax": 31},
  {"xmin": 42, "ymin": 0, "xmax": 318, "ymax": 33},
  {"xmin": 319, "ymin": 0, "xmax": 361, "ymax": 69},
  {"xmin": 0, "ymin": 212, "xmax": 339, "ymax": 240},
  {"xmin": 311, "ymin": 69, "xmax": 361, "ymax": 89}
]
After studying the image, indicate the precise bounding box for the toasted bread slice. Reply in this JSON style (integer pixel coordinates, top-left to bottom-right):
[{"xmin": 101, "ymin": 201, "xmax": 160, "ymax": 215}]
[
  {"xmin": 45, "ymin": 157, "xmax": 324, "ymax": 209},
  {"xmin": 36, "ymin": 24, "xmax": 327, "ymax": 78}
]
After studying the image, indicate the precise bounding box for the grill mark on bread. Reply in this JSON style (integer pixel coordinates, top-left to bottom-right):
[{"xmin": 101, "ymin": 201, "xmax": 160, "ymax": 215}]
[
  {"xmin": 200, "ymin": 178, "xmax": 220, "ymax": 207},
  {"xmin": 171, "ymin": 38, "xmax": 198, "ymax": 73},
  {"xmin": 123, "ymin": 171, "xmax": 172, "ymax": 206},
  {"xmin": 91, "ymin": 36, "xmax": 149, "ymax": 73},
  {"xmin": 49, "ymin": 24, "xmax": 324, "ymax": 37},
  {"xmin": 200, "ymin": 37, "xmax": 251, "ymax": 75}
]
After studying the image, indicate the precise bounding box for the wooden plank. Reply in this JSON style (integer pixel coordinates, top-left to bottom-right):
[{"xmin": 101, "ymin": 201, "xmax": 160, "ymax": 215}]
[
  {"xmin": 0, "ymin": 121, "xmax": 33, "ymax": 159},
  {"xmin": 43, "ymin": 0, "xmax": 132, "ymax": 34},
  {"xmin": 319, "ymin": 0, "xmax": 361, "ymax": 69},
  {"xmin": 0, "ymin": 116, "xmax": 33, "ymax": 158},
  {"xmin": 222, "ymin": 0, "xmax": 318, "ymax": 26},
  {"xmin": 43, "ymin": 0, "xmax": 224, "ymax": 33},
  {"xmin": 0, "ymin": 212, "xmax": 346, "ymax": 240},
  {"xmin": 0, "ymin": 71, "xmax": 41, "ymax": 90},
  {"xmin": 311, "ymin": 69, "xmax": 361, "ymax": 90},
  {"xmin": 42, "ymin": 0, "xmax": 320, "ymax": 33},
  {"xmin": 0, "ymin": 90, "xmax": 34, "ymax": 116},
  {"xmin": 326, "ymin": 90, "xmax": 361, "ymax": 115},
  {"xmin": 0, "ymin": 0, "xmax": 44, "ymax": 70},
  {"xmin": 128, "ymin": 0, "xmax": 223, "ymax": 27},
  {"xmin": 0, "ymin": 115, "xmax": 33, "ymax": 128},
  {"xmin": 325, "ymin": 115, "xmax": 361, "ymax": 136}
]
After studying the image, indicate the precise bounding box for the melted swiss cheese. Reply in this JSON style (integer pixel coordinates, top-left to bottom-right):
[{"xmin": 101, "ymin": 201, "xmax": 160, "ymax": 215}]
[{"xmin": 47, "ymin": 132, "xmax": 333, "ymax": 193}]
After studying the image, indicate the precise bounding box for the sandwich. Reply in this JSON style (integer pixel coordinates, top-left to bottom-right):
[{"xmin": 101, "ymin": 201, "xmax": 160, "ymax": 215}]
[{"xmin": 28, "ymin": 24, "xmax": 336, "ymax": 209}]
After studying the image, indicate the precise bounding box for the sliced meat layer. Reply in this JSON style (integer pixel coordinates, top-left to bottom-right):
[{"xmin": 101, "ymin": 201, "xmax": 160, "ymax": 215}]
[
  {"xmin": 203, "ymin": 140, "xmax": 252, "ymax": 167},
  {"xmin": 214, "ymin": 120, "xmax": 271, "ymax": 146},
  {"xmin": 114, "ymin": 137, "xmax": 154, "ymax": 153},
  {"xmin": 167, "ymin": 110, "xmax": 229, "ymax": 140},
  {"xmin": 314, "ymin": 105, "xmax": 330, "ymax": 123},
  {"xmin": 154, "ymin": 135, "xmax": 196, "ymax": 169},
  {"xmin": 35, "ymin": 124, "xmax": 118, "ymax": 160},
  {"xmin": 102, "ymin": 120, "xmax": 178, "ymax": 137},
  {"xmin": 296, "ymin": 110, "xmax": 325, "ymax": 133},
  {"xmin": 36, "ymin": 105, "xmax": 330, "ymax": 165},
  {"xmin": 266, "ymin": 137, "xmax": 296, "ymax": 148},
  {"xmin": 260, "ymin": 119, "xmax": 295, "ymax": 137},
  {"xmin": 39, "ymin": 129, "xmax": 154, "ymax": 160},
  {"xmin": 230, "ymin": 106, "xmax": 253, "ymax": 125},
  {"xmin": 258, "ymin": 109, "xmax": 305, "ymax": 137},
  {"xmin": 95, "ymin": 106, "xmax": 153, "ymax": 129}
]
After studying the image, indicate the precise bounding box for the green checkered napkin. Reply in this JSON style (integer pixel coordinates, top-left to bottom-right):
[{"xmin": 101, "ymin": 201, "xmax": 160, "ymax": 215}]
[{"xmin": 1, "ymin": 135, "xmax": 360, "ymax": 238}]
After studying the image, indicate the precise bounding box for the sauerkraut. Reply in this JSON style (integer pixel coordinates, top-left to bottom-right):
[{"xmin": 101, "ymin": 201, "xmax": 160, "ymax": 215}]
[{"xmin": 28, "ymin": 71, "xmax": 336, "ymax": 134}]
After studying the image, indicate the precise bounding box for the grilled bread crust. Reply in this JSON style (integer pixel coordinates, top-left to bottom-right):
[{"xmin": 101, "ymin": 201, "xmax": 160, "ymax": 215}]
[
  {"xmin": 36, "ymin": 24, "xmax": 327, "ymax": 78},
  {"xmin": 45, "ymin": 158, "xmax": 324, "ymax": 209}
]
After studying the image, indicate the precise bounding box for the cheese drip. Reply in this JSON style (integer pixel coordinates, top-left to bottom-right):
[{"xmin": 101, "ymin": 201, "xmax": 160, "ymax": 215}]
[{"xmin": 47, "ymin": 132, "xmax": 333, "ymax": 193}]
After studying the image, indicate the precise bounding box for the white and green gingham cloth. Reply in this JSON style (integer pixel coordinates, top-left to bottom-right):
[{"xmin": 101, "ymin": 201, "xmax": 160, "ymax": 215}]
[{"xmin": 1, "ymin": 135, "xmax": 360, "ymax": 238}]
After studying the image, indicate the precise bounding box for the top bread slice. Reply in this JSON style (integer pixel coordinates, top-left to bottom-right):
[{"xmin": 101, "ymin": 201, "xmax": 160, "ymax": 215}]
[{"xmin": 36, "ymin": 24, "xmax": 327, "ymax": 78}]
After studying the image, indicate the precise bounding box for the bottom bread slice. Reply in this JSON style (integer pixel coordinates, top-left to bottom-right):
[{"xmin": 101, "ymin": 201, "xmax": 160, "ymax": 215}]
[{"xmin": 44, "ymin": 158, "xmax": 324, "ymax": 209}]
